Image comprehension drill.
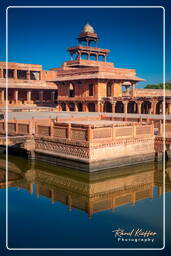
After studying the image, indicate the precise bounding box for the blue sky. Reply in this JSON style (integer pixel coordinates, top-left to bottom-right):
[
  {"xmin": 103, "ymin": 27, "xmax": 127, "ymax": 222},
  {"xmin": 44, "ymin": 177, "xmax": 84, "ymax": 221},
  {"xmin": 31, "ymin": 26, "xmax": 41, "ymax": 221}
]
[{"xmin": 1, "ymin": 0, "xmax": 171, "ymax": 89}]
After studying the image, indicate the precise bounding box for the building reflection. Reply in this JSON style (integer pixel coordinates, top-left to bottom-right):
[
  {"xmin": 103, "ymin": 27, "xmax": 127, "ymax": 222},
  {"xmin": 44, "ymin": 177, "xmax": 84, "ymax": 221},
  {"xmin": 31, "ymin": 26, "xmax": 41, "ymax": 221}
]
[{"xmin": 0, "ymin": 156, "xmax": 170, "ymax": 218}]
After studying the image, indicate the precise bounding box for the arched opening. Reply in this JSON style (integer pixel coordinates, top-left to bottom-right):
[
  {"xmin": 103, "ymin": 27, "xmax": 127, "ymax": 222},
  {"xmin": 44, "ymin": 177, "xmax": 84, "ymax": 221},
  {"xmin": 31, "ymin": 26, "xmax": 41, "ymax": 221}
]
[
  {"xmin": 98, "ymin": 55, "xmax": 105, "ymax": 61},
  {"xmin": 88, "ymin": 41, "xmax": 96, "ymax": 47},
  {"xmin": 103, "ymin": 102, "xmax": 112, "ymax": 113},
  {"xmin": 18, "ymin": 90, "xmax": 27, "ymax": 104},
  {"xmin": 81, "ymin": 41, "xmax": 87, "ymax": 46},
  {"xmin": 81, "ymin": 53, "xmax": 88, "ymax": 60},
  {"xmin": 69, "ymin": 103, "xmax": 75, "ymax": 111},
  {"xmin": 71, "ymin": 53, "xmax": 79, "ymax": 60},
  {"xmin": 90, "ymin": 54, "xmax": 97, "ymax": 61},
  {"xmin": 78, "ymin": 102, "xmax": 83, "ymax": 112},
  {"xmin": 106, "ymin": 82, "xmax": 112, "ymax": 97},
  {"xmin": 128, "ymin": 101, "xmax": 138, "ymax": 113},
  {"xmin": 122, "ymin": 82, "xmax": 131, "ymax": 96},
  {"xmin": 115, "ymin": 101, "xmax": 124, "ymax": 113},
  {"xmin": 89, "ymin": 84, "xmax": 94, "ymax": 96},
  {"xmin": 156, "ymin": 101, "xmax": 163, "ymax": 114},
  {"xmin": 141, "ymin": 101, "xmax": 151, "ymax": 114},
  {"xmin": 69, "ymin": 83, "xmax": 75, "ymax": 97},
  {"xmin": 31, "ymin": 90, "xmax": 39, "ymax": 103},
  {"xmin": 61, "ymin": 103, "xmax": 66, "ymax": 111},
  {"xmin": 88, "ymin": 103, "xmax": 95, "ymax": 112},
  {"xmin": 8, "ymin": 89, "xmax": 13, "ymax": 103}
]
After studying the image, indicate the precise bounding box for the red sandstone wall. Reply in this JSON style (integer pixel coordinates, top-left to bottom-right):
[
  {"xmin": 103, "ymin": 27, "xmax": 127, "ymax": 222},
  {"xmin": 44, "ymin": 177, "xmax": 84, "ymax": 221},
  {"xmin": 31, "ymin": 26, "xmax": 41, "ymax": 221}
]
[{"xmin": 135, "ymin": 89, "xmax": 171, "ymax": 97}]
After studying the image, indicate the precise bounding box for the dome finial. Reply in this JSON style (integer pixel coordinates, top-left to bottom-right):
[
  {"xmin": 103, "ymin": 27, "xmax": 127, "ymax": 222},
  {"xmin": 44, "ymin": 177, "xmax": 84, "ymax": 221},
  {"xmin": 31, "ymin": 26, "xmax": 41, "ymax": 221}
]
[{"xmin": 82, "ymin": 23, "xmax": 95, "ymax": 33}]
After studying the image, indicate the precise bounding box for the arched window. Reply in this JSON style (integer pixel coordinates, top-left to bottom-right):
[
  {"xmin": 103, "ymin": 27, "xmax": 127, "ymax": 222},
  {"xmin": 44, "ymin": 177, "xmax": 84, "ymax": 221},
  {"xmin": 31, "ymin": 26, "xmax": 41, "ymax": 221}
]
[
  {"xmin": 90, "ymin": 54, "xmax": 97, "ymax": 61},
  {"xmin": 107, "ymin": 83, "xmax": 112, "ymax": 97},
  {"xmin": 89, "ymin": 84, "xmax": 94, "ymax": 96},
  {"xmin": 69, "ymin": 83, "xmax": 75, "ymax": 97},
  {"xmin": 81, "ymin": 53, "xmax": 88, "ymax": 60},
  {"xmin": 98, "ymin": 55, "xmax": 105, "ymax": 62}
]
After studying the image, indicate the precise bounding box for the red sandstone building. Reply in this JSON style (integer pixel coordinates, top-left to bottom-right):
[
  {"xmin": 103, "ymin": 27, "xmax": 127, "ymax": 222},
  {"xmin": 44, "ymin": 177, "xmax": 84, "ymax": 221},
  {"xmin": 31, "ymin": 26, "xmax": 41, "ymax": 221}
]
[{"xmin": 0, "ymin": 23, "xmax": 171, "ymax": 114}]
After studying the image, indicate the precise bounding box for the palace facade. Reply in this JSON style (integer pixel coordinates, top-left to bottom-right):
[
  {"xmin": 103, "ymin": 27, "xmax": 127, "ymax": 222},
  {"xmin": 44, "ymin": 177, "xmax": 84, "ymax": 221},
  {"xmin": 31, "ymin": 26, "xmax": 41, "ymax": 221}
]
[{"xmin": 0, "ymin": 23, "xmax": 171, "ymax": 114}]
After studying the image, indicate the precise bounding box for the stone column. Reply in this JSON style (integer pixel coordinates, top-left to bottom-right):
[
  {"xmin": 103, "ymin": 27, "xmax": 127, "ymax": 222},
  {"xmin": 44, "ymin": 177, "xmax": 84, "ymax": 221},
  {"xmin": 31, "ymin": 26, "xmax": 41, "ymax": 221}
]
[
  {"xmin": 74, "ymin": 103, "xmax": 78, "ymax": 112},
  {"xmin": 27, "ymin": 90, "xmax": 31, "ymax": 103},
  {"xmin": 51, "ymin": 91, "xmax": 55, "ymax": 103},
  {"xmin": 83, "ymin": 103, "xmax": 88, "ymax": 112},
  {"xmin": 132, "ymin": 83, "xmax": 136, "ymax": 97},
  {"xmin": 151, "ymin": 101, "xmax": 157, "ymax": 115},
  {"xmin": 56, "ymin": 104, "xmax": 61, "ymax": 111},
  {"xmin": 39, "ymin": 90, "xmax": 43, "ymax": 102},
  {"xmin": 123, "ymin": 101, "xmax": 128, "ymax": 114},
  {"xmin": 137, "ymin": 101, "xmax": 142, "ymax": 114},
  {"xmin": 0, "ymin": 69, "xmax": 3, "ymax": 78},
  {"xmin": 95, "ymin": 102, "xmax": 101, "ymax": 112},
  {"xmin": 149, "ymin": 102, "xmax": 153, "ymax": 114},
  {"xmin": 100, "ymin": 102, "xmax": 104, "ymax": 112},
  {"xmin": 14, "ymin": 70, "xmax": 17, "ymax": 79},
  {"xmin": 14, "ymin": 90, "xmax": 18, "ymax": 103},
  {"xmin": 66, "ymin": 103, "xmax": 70, "ymax": 111},
  {"xmin": 39, "ymin": 71, "xmax": 42, "ymax": 80},
  {"xmin": 26, "ymin": 71, "xmax": 30, "ymax": 80},
  {"xmin": 168, "ymin": 102, "xmax": 171, "ymax": 115},
  {"xmin": 0, "ymin": 90, "xmax": 5, "ymax": 103},
  {"xmin": 112, "ymin": 102, "xmax": 116, "ymax": 113}
]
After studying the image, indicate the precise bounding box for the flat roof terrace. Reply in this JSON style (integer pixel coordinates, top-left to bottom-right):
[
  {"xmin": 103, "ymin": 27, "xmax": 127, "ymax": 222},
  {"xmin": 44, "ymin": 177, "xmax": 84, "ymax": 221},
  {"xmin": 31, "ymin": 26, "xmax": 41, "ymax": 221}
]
[{"xmin": 2, "ymin": 110, "xmax": 171, "ymax": 121}]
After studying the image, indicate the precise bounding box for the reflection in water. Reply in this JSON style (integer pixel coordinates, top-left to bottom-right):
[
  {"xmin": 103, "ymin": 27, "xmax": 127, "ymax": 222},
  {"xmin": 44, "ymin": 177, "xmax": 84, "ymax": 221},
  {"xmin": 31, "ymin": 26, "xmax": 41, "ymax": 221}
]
[
  {"xmin": 0, "ymin": 154, "xmax": 170, "ymax": 218},
  {"xmin": 0, "ymin": 155, "xmax": 171, "ymax": 217}
]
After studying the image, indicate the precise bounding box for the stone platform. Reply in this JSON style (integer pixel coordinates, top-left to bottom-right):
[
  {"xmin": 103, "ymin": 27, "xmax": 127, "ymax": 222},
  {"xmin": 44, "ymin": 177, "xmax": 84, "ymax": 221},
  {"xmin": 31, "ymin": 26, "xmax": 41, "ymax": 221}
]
[{"xmin": 1, "ymin": 112, "xmax": 167, "ymax": 172}]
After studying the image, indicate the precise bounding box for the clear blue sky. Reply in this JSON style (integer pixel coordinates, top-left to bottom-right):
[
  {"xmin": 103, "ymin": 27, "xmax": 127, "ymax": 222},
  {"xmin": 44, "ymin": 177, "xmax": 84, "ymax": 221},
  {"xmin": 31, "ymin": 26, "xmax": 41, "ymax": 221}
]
[{"xmin": 1, "ymin": 0, "xmax": 171, "ymax": 89}]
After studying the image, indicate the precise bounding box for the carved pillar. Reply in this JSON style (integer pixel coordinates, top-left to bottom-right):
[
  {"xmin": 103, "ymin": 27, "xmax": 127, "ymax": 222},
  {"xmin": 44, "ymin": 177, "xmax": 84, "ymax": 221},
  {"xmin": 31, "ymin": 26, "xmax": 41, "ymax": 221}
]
[
  {"xmin": 132, "ymin": 83, "xmax": 136, "ymax": 97},
  {"xmin": 149, "ymin": 102, "xmax": 153, "ymax": 114},
  {"xmin": 152, "ymin": 101, "xmax": 157, "ymax": 115},
  {"xmin": 168, "ymin": 102, "xmax": 171, "ymax": 115},
  {"xmin": 95, "ymin": 102, "xmax": 101, "ymax": 112},
  {"xmin": 123, "ymin": 101, "xmax": 128, "ymax": 114},
  {"xmin": 27, "ymin": 90, "xmax": 31, "ymax": 102},
  {"xmin": 83, "ymin": 103, "xmax": 88, "ymax": 112},
  {"xmin": 39, "ymin": 71, "xmax": 42, "ymax": 80},
  {"xmin": 74, "ymin": 103, "xmax": 78, "ymax": 112},
  {"xmin": 0, "ymin": 90, "xmax": 5, "ymax": 103},
  {"xmin": 0, "ymin": 69, "xmax": 3, "ymax": 78},
  {"xmin": 14, "ymin": 70, "xmax": 17, "ymax": 79},
  {"xmin": 51, "ymin": 91, "xmax": 55, "ymax": 103},
  {"xmin": 66, "ymin": 103, "xmax": 70, "ymax": 111},
  {"xmin": 112, "ymin": 102, "xmax": 116, "ymax": 113},
  {"xmin": 100, "ymin": 102, "xmax": 104, "ymax": 112},
  {"xmin": 39, "ymin": 90, "xmax": 43, "ymax": 102},
  {"xmin": 26, "ymin": 71, "xmax": 30, "ymax": 80},
  {"xmin": 137, "ymin": 101, "xmax": 142, "ymax": 114},
  {"xmin": 14, "ymin": 90, "xmax": 18, "ymax": 103}
]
